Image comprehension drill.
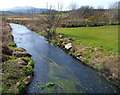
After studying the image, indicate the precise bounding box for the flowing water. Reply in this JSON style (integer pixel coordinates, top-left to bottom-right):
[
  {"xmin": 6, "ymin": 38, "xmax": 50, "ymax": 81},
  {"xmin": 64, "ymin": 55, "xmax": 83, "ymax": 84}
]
[{"xmin": 10, "ymin": 23, "xmax": 119, "ymax": 93}]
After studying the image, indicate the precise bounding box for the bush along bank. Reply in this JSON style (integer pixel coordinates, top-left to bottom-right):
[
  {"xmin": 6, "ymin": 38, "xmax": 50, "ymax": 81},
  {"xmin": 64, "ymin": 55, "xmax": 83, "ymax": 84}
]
[
  {"xmin": 2, "ymin": 21, "xmax": 35, "ymax": 93},
  {"xmin": 6, "ymin": 19, "xmax": 120, "ymax": 87}
]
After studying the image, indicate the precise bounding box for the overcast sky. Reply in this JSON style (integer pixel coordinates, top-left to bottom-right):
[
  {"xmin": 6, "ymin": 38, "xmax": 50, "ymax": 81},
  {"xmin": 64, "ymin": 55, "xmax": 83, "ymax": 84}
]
[{"xmin": 1, "ymin": 0, "xmax": 119, "ymax": 10}]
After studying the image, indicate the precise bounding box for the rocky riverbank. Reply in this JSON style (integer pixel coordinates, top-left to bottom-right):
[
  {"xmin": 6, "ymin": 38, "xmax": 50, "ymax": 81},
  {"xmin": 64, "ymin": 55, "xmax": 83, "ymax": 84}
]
[
  {"xmin": 1, "ymin": 19, "xmax": 34, "ymax": 93},
  {"xmin": 6, "ymin": 18, "xmax": 120, "ymax": 87}
]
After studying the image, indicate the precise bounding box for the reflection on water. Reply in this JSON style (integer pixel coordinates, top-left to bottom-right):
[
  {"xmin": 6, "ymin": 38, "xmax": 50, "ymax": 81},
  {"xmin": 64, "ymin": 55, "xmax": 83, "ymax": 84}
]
[{"xmin": 10, "ymin": 23, "xmax": 120, "ymax": 93}]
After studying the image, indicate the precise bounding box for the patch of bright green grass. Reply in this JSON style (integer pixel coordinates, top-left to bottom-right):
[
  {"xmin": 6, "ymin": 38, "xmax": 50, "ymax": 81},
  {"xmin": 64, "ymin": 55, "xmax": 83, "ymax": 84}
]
[
  {"xmin": 8, "ymin": 43, "xmax": 16, "ymax": 47},
  {"xmin": 46, "ymin": 82, "xmax": 55, "ymax": 88},
  {"xmin": 57, "ymin": 25, "xmax": 119, "ymax": 55},
  {"xmin": 38, "ymin": 83, "xmax": 44, "ymax": 89}
]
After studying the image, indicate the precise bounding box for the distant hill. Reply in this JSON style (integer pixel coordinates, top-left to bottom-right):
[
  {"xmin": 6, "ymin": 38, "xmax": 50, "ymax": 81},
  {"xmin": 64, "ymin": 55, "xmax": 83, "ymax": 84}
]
[
  {"xmin": 0, "ymin": 11, "xmax": 17, "ymax": 16},
  {"xmin": 1, "ymin": 6, "xmax": 48, "ymax": 15}
]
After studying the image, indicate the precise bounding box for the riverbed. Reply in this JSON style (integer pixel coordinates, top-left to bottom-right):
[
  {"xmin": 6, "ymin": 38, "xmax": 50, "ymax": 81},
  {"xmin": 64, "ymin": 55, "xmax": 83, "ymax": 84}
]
[{"xmin": 10, "ymin": 23, "xmax": 119, "ymax": 93}]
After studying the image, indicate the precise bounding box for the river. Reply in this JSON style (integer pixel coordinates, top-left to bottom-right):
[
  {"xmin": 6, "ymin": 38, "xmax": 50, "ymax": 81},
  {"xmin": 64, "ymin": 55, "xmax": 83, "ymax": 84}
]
[{"xmin": 10, "ymin": 23, "xmax": 119, "ymax": 93}]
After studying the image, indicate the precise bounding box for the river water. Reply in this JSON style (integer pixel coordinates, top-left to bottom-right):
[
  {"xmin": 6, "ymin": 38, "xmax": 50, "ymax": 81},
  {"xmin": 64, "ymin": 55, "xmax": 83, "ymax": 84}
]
[{"xmin": 10, "ymin": 23, "xmax": 119, "ymax": 93}]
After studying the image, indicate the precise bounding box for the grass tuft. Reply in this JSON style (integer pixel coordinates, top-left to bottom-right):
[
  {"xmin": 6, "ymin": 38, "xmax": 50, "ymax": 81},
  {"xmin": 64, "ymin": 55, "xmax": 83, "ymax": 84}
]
[{"xmin": 8, "ymin": 43, "xmax": 16, "ymax": 47}]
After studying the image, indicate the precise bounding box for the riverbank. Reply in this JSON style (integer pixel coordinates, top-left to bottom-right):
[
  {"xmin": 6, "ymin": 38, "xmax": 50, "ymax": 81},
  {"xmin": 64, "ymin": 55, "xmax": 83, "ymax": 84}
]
[
  {"xmin": 51, "ymin": 33, "xmax": 119, "ymax": 87},
  {"xmin": 2, "ymin": 19, "xmax": 34, "ymax": 93},
  {"xmin": 6, "ymin": 18, "xmax": 120, "ymax": 87}
]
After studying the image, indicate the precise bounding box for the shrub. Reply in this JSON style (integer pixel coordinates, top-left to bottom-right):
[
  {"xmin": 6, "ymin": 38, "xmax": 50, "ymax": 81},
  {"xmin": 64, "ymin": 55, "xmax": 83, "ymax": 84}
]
[{"xmin": 86, "ymin": 16, "xmax": 95, "ymax": 22}]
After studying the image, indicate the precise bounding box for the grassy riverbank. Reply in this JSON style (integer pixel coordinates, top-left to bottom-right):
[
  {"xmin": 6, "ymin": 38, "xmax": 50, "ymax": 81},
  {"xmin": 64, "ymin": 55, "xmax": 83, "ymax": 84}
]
[
  {"xmin": 57, "ymin": 25, "xmax": 118, "ymax": 56},
  {"xmin": 2, "ymin": 20, "xmax": 34, "ymax": 93},
  {"xmin": 56, "ymin": 25, "xmax": 119, "ymax": 86}
]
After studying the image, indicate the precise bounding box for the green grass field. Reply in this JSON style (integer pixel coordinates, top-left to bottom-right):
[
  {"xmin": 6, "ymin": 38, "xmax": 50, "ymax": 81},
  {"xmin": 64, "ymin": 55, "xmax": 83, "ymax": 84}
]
[{"xmin": 57, "ymin": 25, "xmax": 119, "ymax": 55}]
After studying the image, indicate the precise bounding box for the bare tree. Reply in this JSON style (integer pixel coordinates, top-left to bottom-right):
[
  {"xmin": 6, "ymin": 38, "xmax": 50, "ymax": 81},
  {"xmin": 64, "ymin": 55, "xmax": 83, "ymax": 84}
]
[
  {"xmin": 69, "ymin": 2, "xmax": 78, "ymax": 11},
  {"xmin": 107, "ymin": 2, "xmax": 119, "ymax": 24},
  {"xmin": 97, "ymin": 6, "xmax": 104, "ymax": 10},
  {"xmin": 77, "ymin": 6, "xmax": 94, "ymax": 19},
  {"xmin": 69, "ymin": 2, "xmax": 78, "ymax": 21},
  {"xmin": 40, "ymin": 4, "xmax": 63, "ymax": 40}
]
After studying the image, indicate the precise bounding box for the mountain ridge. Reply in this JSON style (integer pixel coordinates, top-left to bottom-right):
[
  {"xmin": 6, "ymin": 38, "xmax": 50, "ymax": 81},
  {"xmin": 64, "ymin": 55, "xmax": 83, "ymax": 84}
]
[{"xmin": 1, "ymin": 6, "xmax": 48, "ymax": 14}]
